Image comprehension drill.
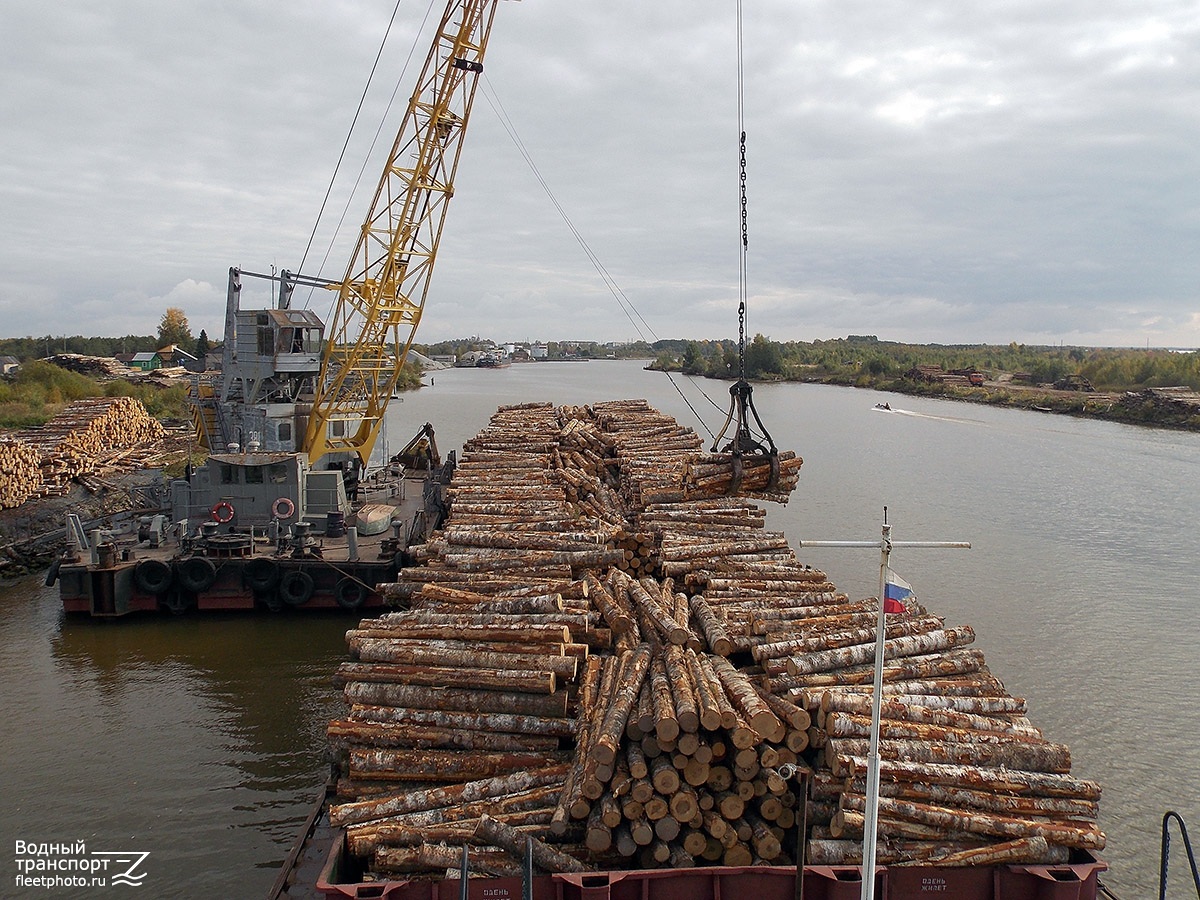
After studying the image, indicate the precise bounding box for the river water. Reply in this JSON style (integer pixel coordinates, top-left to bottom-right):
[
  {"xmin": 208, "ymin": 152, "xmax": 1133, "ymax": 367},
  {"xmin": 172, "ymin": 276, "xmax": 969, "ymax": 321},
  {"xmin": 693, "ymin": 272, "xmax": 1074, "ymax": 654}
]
[{"xmin": 1, "ymin": 359, "xmax": 1197, "ymax": 898}]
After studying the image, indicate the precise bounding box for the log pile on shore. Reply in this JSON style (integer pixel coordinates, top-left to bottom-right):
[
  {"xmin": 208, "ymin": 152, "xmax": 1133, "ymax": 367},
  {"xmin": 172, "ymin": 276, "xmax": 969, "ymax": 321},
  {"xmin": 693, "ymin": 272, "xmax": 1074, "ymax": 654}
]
[
  {"xmin": 327, "ymin": 399, "xmax": 1102, "ymax": 881},
  {"xmin": 0, "ymin": 439, "xmax": 45, "ymax": 510},
  {"xmin": 1, "ymin": 397, "xmax": 166, "ymax": 509}
]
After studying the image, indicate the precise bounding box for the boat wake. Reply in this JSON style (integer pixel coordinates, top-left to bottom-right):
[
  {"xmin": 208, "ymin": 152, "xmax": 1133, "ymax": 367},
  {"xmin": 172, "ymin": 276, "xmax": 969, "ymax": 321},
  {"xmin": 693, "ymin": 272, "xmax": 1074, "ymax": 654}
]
[{"xmin": 873, "ymin": 405, "xmax": 988, "ymax": 426}]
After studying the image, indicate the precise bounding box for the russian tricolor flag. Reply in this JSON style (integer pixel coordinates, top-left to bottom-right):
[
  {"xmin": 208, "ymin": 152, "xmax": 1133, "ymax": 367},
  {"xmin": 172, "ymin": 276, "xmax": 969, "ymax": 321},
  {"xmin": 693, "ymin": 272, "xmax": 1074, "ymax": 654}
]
[{"xmin": 884, "ymin": 568, "xmax": 913, "ymax": 614}]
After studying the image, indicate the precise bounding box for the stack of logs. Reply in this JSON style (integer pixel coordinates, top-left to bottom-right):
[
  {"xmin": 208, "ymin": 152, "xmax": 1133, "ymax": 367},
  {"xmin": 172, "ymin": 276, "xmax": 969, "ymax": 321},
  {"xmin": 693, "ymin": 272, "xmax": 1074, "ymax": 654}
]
[
  {"xmin": 327, "ymin": 399, "xmax": 1102, "ymax": 882},
  {"xmin": 0, "ymin": 439, "xmax": 44, "ymax": 509},
  {"xmin": 550, "ymin": 568, "xmax": 813, "ymax": 869},
  {"xmin": 761, "ymin": 613, "xmax": 1105, "ymax": 865},
  {"xmin": 1, "ymin": 397, "xmax": 166, "ymax": 509}
]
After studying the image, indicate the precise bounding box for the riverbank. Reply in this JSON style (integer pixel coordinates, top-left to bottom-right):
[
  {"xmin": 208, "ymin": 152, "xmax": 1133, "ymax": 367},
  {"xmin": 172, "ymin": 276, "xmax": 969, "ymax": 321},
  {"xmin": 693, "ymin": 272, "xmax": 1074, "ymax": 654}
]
[
  {"xmin": 843, "ymin": 377, "xmax": 1200, "ymax": 430},
  {"xmin": 646, "ymin": 361, "xmax": 1200, "ymax": 431}
]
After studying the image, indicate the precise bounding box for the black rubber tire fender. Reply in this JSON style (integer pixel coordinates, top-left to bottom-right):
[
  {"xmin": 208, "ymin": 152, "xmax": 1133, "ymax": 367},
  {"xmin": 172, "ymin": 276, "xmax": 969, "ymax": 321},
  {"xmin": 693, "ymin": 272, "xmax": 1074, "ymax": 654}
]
[
  {"xmin": 334, "ymin": 577, "xmax": 367, "ymax": 611},
  {"xmin": 134, "ymin": 558, "xmax": 173, "ymax": 594},
  {"xmin": 176, "ymin": 556, "xmax": 218, "ymax": 593},
  {"xmin": 243, "ymin": 556, "xmax": 279, "ymax": 592},
  {"xmin": 278, "ymin": 569, "xmax": 315, "ymax": 607}
]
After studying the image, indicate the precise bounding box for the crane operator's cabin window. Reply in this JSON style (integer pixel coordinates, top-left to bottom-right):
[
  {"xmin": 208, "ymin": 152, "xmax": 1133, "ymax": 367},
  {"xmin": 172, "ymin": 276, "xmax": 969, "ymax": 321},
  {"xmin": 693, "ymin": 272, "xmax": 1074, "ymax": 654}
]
[{"xmin": 257, "ymin": 313, "xmax": 272, "ymax": 356}]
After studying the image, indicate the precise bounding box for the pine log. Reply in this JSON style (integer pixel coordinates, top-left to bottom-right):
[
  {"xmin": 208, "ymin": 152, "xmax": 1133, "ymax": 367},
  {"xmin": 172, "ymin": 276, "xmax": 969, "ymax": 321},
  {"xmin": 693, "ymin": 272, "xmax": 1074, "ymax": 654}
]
[
  {"xmin": 350, "ymin": 640, "xmax": 578, "ymax": 680},
  {"xmin": 926, "ymin": 835, "xmax": 1067, "ymax": 866},
  {"xmin": 863, "ymin": 779, "xmax": 1098, "ymax": 820},
  {"xmin": 586, "ymin": 572, "xmax": 635, "ymax": 635},
  {"xmin": 331, "ymin": 763, "xmax": 569, "ymax": 827},
  {"xmin": 684, "ymin": 649, "xmax": 723, "ymax": 731},
  {"xmin": 832, "ymin": 755, "xmax": 1101, "ymax": 799},
  {"xmin": 688, "ymin": 594, "xmax": 732, "ymax": 656},
  {"xmin": 820, "ymin": 690, "xmax": 1028, "ymax": 718},
  {"xmin": 840, "ymin": 794, "xmax": 1105, "ymax": 849},
  {"xmin": 335, "ymin": 662, "xmax": 555, "ymax": 695},
  {"xmin": 345, "ymin": 705, "xmax": 575, "ymax": 738},
  {"xmin": 787, "ymin": 627, "xmax": 976, "ymax": 676},
  {"xmin": 350, "ymin": 747, "xmax": 567, "ymax": 782},
  {"xmin": 649, "ymin": 654, "xmax": 680, "ymax": 742},
  {"xmin": 327, "ymin": 719, "xmax": 559, "ymax": 753},
  {"xmin": 558, "ymin": 656, "xmax": 613, "ymax": 826},
  {"xmin": 592, "ymin": 644, "xmax": 653, "ymax": 766},
  {"xmin": 827, "ymin": 737, "xmax": 1071, "ymax": 773},
  {"xmin": 824, "ymin": 711, "xmax": 1046, "ymax": 746},
  {"xmin": 414, "ymin": 843, "xmax": 521, "ymax": 877},
  {"xmin": 343, "ymin": 682, "xmax": 569, "ymax": 718},
  {"xmin": 664, "ymin": 645, "xmax": 700, "ymax": 733},
  {"xmin": 776, "ymin": 648, "xmax": 987, "ymax": 690},
  {"xmin": 709, "ymin": 656, "xmax": 782, "ymax": 737},
  {"xmin": 474, "ymin": 814, "xmax": 591, "ymax": 873}
]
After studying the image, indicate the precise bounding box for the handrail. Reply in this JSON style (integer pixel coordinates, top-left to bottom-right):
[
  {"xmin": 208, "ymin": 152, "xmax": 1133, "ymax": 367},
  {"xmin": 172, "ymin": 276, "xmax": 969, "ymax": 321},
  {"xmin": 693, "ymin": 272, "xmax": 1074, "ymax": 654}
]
[{"xmin": 1160, "ymin": 810, "xmax": 1200, "ymax": 900}]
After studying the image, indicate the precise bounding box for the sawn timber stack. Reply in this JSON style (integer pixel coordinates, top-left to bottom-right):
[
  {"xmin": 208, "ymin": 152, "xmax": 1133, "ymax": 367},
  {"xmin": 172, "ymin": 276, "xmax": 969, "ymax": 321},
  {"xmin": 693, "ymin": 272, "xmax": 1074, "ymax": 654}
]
[{"xmin": 325, "ymin": 399, "xmax": 1103, "ymax": 882}]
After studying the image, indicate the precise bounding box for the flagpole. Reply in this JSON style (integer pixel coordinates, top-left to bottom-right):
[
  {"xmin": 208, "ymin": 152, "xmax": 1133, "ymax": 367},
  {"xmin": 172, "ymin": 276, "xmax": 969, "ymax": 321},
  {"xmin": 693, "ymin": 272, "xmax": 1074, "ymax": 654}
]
[
  {"xmin": 796, "ymin": 516, "xmax": 968, "ymax": 900},
  {"xmin": 859, "ymin": 518, "xmax": 891, "ymax": 900}
]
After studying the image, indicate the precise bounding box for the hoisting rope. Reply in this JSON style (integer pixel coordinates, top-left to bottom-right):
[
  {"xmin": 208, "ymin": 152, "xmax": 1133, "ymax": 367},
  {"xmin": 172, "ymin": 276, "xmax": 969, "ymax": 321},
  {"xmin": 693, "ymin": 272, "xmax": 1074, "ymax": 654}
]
[
  {"xmin": 297, "ymin": 0, "xmax": 438, "ymax": 318},
  {"xmin": 480, "ymin": 76, "xmax": 724, "ymax": 442}
]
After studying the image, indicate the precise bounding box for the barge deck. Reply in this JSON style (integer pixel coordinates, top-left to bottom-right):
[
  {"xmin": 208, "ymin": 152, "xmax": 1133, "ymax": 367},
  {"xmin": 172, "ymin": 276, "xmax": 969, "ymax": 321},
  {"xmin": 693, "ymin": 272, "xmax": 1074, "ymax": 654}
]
[{"xmin": 273, "ymin": 399, "xmax": 1108, "ymax": 899}]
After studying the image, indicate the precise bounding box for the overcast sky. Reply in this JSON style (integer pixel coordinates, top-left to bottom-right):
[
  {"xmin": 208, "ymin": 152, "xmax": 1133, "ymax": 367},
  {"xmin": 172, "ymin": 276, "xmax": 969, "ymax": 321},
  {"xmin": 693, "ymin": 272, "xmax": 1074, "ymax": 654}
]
[{"xmin": 2, "ymin": 0, "xmax": 1198, "ymax": 348}]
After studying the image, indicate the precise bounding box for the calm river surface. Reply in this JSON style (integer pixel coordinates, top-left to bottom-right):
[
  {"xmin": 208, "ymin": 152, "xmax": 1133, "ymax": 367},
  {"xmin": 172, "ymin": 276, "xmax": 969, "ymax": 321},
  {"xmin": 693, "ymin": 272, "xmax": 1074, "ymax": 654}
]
[{"xmin": 2, "ymin": 359, "xmax": 1197, "ymax": 898}]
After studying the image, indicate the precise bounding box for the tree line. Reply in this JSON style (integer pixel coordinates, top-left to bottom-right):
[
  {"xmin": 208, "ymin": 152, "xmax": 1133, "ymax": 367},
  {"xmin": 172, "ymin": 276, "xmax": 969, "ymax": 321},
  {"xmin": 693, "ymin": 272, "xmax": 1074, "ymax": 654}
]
[
  {"xmin": 0, "ymin": 308, "xmax": 211, "ymax": 363},
  {"xmin": 648, "ymin": 335, "xmax": 1200, "ymax": 392}
]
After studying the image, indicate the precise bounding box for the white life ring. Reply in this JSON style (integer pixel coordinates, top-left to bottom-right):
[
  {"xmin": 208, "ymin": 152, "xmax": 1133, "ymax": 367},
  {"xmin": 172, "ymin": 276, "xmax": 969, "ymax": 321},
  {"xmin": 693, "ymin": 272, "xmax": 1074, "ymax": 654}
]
[{"xmin": 272, "ymin": 497, "xmax": 296, "ymax": 519}]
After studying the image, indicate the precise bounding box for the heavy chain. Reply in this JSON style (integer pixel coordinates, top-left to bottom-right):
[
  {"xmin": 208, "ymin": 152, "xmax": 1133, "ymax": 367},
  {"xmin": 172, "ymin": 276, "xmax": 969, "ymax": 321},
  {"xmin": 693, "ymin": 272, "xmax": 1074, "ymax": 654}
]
[{"xmin": 740, "ymin": 130, "xmax": 748, "ymax": 251}]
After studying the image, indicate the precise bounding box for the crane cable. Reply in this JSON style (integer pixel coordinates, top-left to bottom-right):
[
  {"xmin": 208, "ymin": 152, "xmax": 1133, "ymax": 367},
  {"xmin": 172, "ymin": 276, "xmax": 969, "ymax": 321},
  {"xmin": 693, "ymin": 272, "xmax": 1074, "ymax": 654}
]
[
  {"xmin": 297, "ymin": 0, "xmax": 440, "ymax": 322},
  {"xmin": 480, "ymin": 78, "xmax": 722, "ymax": 440}
]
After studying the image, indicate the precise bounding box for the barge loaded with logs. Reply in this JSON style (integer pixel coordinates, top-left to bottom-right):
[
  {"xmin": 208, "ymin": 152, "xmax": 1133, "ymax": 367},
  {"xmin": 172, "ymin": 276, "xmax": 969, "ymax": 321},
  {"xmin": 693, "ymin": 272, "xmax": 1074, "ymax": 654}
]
[{"xmin": 269, "ymin": 399, "xmax": 1107, "ymax": 900}]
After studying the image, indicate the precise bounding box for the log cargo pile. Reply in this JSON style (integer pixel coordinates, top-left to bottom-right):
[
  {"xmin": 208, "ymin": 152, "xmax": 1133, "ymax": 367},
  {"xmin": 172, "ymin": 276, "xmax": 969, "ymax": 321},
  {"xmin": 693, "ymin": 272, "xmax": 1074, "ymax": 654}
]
[
  {"xmin": 740, "ymin": 589, "xmax": 1104, "ymax": 865},
  {"xmin": 1, "ymin": 397, "xmax": 166, "ymax": 507},
  {"xmin": 0, "ymin": 438, "xmax": 45, "ymax": 510},
  {"xmin": 328, "ymin": 601, "xmax": 581, "ymax": 873},
  {"xmin": 329, "ymin": 399, "xmax": 1102, "ymax": 881}
]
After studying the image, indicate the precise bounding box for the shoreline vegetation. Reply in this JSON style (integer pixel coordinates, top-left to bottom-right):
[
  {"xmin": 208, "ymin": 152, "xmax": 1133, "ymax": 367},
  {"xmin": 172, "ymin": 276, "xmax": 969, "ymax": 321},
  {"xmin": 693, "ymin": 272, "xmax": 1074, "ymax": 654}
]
[
  {"xmin": 1, "ymin": 334, "xmax": 1198, "ymax": 432},
  {"xmin": 636, "ymin": 335, "xmax": 1200, "ymax": 432}
]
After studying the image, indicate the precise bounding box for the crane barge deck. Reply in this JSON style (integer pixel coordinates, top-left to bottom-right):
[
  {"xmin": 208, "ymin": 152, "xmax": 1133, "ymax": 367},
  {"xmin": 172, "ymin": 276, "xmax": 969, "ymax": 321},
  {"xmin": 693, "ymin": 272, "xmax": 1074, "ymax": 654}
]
[{"xmin": 55, "ymin": 439, "xmax": 452, "ymax": 617}]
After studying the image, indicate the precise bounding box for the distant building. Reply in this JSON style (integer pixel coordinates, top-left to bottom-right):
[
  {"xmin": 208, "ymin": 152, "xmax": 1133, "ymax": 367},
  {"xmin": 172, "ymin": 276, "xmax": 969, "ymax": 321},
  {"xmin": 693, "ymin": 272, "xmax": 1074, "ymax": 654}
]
[
  {"xmin": 157, "ymin": 344, "xmax": 203, "ymax": 371},
  {"xmin": 0, "ymin": 355, "xmax": 19, "ymax": 375},
  {"xmin": 130, "ymin": 352, "xmax": 162, "ymax": 371},
  {"xmin": 531, "ymin": 344, "xmax": 548, "ymax": 360}
]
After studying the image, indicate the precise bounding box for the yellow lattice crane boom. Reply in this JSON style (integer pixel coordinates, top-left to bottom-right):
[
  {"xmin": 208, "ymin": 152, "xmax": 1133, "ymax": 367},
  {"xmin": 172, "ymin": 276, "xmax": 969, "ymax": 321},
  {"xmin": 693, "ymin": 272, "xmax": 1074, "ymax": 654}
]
[{"xmin": 303, "ymin": 0, "xmax": 507, "ymax": 467}]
